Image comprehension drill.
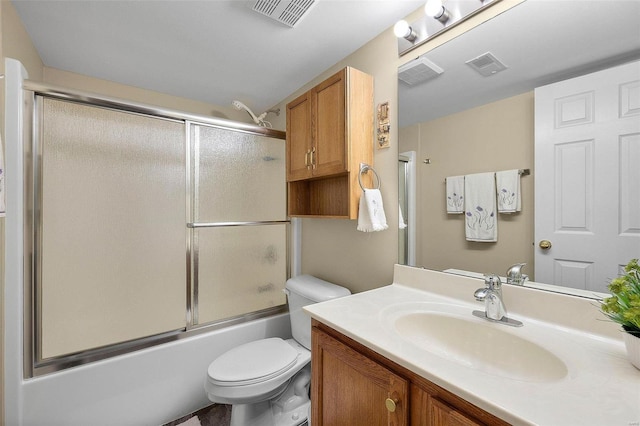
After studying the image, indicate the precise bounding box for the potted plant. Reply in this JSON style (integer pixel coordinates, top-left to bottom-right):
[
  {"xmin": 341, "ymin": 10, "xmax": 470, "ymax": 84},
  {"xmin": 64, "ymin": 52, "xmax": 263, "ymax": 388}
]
[{"xmin": 601, "ymin": 258, "xmax": 640, "ymax": 370}]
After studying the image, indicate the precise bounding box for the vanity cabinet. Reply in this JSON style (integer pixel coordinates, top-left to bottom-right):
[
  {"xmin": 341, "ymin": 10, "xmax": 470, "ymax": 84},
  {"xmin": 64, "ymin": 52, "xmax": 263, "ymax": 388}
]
[
  {"xmin": 286, "ymin": 67, "xmax": 374, "ymax": 219},
  {"xmin": 311, "ymin": 321, "xmax": 510, "ymax": 426}
]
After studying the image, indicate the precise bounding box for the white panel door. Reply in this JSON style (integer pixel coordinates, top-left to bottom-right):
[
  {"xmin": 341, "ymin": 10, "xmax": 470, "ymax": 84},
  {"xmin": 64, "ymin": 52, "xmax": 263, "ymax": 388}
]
[{"xmin": 535, "ymin": 60, "xmax": 640, "ymax": 293}]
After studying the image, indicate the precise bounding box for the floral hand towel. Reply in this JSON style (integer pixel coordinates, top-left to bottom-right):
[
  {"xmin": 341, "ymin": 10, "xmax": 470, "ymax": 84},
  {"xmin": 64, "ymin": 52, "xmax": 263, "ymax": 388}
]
[
  {"xmin": 496, "ymin": 169, "xmax": 521, "ymax": 213},
  {"xmin": 464, "ymin": 172, "xmax": 497, "ymax": 242},
  {"xmin": 357, "ymin": 189, "xmax": 388, "ymax": 232},
  {"xmin": 445, "ymin": 175, "xmax": 464, "ymax": 214}
]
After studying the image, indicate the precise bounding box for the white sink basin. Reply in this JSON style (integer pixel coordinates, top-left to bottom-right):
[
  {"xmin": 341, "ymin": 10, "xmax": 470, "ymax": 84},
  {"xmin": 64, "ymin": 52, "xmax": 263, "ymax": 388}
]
[{"xmin": 382, "ymin": 303, "xmax": 568, "ymax": 383}]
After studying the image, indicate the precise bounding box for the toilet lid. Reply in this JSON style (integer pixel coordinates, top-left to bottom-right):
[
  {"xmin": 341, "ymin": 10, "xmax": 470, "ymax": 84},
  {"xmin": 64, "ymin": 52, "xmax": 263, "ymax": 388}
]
[{"xmin": 207, "ymin": 338, "xmax": 299, "ymax": 386}]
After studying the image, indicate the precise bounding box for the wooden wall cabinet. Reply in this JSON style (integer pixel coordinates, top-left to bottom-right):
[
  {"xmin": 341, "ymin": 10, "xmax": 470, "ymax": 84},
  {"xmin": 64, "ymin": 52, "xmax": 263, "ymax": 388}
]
[
  {"xmin": 311, "ymin": 321, "xmax": 511, "ymax": 426},
  {"xmin": 286, "ymin": 67, "xmax": 374, "ymax": 219}
]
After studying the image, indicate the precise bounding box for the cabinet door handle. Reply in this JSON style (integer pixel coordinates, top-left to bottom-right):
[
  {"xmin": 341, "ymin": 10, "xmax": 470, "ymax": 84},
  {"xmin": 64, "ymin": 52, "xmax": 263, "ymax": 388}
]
[
  {"xmin": 305, "ymin": 150, "xmax": 311, "ymax": 168},
  {"xmin": 311, "ymin": 147, "xmax": 316, "ymax": 169}
]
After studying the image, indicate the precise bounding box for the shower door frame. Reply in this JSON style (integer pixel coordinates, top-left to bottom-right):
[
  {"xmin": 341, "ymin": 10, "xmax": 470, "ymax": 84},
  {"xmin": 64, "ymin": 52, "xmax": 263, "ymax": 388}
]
[{"xmin": 22, "ymin": 80, "xmax": 289, "ymax": 378}]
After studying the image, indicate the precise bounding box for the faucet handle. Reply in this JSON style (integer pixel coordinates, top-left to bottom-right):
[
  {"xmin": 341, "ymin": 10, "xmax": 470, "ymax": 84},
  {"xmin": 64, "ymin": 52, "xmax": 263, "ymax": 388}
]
[
  {"xmin": 507, "ymin": 262, "xmax": 526, "ymax": 275},
  {"xmin": 506, "ymin": 263, "xmax": 527, "ymax": 285},
  {"xmin": 484, "ymin": 274, "xmax": 502, "ymax": 290}
]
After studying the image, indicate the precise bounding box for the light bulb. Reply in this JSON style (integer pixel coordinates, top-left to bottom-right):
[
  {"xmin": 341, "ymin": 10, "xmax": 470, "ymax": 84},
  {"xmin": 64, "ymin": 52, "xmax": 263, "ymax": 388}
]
[
  {"xmin": 393, "ymin": 20, "xmax": 417, "ymax": 42},
  {"xmin": 394, "ymin": 20, "xmax": 411, "ymax": 38},
  {"xmin": 425, "ymin": 0, "xmax": 444, "ymax": 18}
]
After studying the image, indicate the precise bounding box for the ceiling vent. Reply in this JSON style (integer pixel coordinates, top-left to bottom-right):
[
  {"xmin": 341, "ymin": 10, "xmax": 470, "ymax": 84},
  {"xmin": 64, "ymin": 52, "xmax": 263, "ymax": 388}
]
[
  {"xmin": 398, "ymin": 57, "xmax": 444, "ymax": 86},
  {"xmin": 466, "ymin": 52, "xmax": 508, "ymax": 77},
  {"xmin": 251, "ymin": 0, "xmax": 316, "ymax": 28}
]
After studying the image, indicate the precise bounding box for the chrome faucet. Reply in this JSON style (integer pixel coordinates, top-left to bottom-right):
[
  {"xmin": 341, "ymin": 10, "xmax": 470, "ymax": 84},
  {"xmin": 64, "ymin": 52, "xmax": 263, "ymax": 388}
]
[
  {"xmin": 474, "ymin": 274, "xmax": 507, "ymax": 320},
  {"xmin": 473, "ymin": 274, "xmax": 523, "ymax": 327},
  {"xmin": 506, "ymin": 263, "xmax": 528, "ymax": 286}
]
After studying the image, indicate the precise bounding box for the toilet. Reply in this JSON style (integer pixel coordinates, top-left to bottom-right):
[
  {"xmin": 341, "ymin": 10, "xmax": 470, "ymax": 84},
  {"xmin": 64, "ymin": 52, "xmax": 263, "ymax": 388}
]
[{"xmin": 205, "ymin": 275, "xmax": 351, "ymax": 426}]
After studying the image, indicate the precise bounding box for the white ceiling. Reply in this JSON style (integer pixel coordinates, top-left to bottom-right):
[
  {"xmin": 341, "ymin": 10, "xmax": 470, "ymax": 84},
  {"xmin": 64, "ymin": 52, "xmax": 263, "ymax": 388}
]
[
  {"xmin": 398, "ymin": 0, "xmax": 640, "ymax": 127},
  {"xmin": 12, "ymin": 0, "xmax": 424, "ymax": 114}
]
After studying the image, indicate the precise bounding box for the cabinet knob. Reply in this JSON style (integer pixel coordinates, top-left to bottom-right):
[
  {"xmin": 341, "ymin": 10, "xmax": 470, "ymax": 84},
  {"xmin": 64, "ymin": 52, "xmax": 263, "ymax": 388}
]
[{"xmin": 385, "ymin": 397, "xmax": 398, "ymax": 413}]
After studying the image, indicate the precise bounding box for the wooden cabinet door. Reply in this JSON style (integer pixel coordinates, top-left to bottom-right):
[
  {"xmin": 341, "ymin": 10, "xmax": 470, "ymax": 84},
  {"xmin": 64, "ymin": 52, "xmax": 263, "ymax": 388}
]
[
  {"xmin": 412, "ymin": 384, "xmax": 485, "ymax": 426},
  {"xmin": 312, "ymin": 327, "xmax": 408, "ymax": 426},
  {"xmin": 286, "ymin": 91, "xmax": 312, "ymax": 181},
  {"xmin": 428, "ymin": 397, "xmax": 484, "ymax": 426},
  {"xmin": 312, "ymin": 69, "xmax": 347, "ymax": 178}
]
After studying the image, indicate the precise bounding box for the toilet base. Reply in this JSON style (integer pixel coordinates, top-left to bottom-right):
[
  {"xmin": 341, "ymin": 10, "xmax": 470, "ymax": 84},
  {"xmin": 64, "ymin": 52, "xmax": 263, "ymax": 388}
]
[
  {"xmin": 229, "ymin": 400, "xmax": 274, "ymax": 426},
  {"xmin": 229, "ymin": 365, "xmax": 311, "ymax": 426}
]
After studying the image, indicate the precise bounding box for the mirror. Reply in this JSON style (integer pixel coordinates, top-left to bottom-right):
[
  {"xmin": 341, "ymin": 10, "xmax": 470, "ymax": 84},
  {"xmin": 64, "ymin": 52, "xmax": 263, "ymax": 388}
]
[{"xmin": 397, "ymin": 0, "xmax": 640, "ymax": 297}]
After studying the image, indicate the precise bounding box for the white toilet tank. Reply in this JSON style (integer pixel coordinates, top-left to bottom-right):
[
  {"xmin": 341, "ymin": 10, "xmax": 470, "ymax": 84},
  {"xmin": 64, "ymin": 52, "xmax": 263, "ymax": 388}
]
[{"xmin": 285, "ymin": 275, "xmax": 351, "ymax": 350}]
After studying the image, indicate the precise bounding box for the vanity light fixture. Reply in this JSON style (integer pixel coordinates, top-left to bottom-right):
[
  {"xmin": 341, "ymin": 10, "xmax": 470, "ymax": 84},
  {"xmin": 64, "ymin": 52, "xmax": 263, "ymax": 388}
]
[
  {"xmin": 425, "ymin": 0, "xmax": 450, "ymax": 24},
  {"xmin": 393, "ymin": 20, "xmax": 418, "ymax": 42},
  {"xmin": 394, "ymin": 0, "xmax": 500, "ymax": 56}
]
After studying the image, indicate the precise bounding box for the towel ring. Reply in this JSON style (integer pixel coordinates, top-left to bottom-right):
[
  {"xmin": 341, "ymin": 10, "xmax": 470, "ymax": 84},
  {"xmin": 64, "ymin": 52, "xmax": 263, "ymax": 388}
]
[{"xmin": 359, "ymin": 164, "xmax": 381, "ymax": 191}]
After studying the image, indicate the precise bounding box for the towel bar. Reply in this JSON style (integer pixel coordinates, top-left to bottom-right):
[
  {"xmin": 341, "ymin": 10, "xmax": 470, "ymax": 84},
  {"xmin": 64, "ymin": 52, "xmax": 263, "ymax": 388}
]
[
  {"xmin": 359, "ymin": 163, "xmax": 381, "ymax": 190},
  {"xmin": 443, "ymin": 168, "xmax": 530, "ymax": 183}
]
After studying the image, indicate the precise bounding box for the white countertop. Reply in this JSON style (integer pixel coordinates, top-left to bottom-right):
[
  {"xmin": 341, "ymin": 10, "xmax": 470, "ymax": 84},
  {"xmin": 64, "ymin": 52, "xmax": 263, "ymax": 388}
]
[{"xmin": 304, "ymin": 266, "xmax": 640, "ymax": 426}]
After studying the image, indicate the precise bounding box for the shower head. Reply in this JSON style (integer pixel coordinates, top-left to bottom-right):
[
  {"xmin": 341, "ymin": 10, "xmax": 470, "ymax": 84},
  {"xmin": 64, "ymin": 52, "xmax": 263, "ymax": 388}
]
[
  {"xmin": 231, "ymin": 100, "xmax": 276, "ymax": 128},
  {"xmin": 232, "ymin": 100, "xmax": 261, "ymax": 125}
]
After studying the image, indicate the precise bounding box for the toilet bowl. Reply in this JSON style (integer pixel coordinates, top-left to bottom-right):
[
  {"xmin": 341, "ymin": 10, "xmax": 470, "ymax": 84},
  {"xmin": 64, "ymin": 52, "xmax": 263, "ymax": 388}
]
[{"xmin": 205, "ymin": 275, "xmax": 350, "ymax": 426}]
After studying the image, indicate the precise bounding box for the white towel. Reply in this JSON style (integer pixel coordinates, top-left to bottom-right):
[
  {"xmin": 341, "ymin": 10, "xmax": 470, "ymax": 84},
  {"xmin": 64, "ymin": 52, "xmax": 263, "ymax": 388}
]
[
  {"xmin": 357, "ymin": 189, "xmax": 388, "ymax": 232},
  {"xmin": 445, "ymin": 175, "xmax": 465, "ymax": 214},
  {"xmin": 464, "ymin": 172, "xmax": 497, "ymax": 242},
  {"xmin": 0, "ymin": 134, "xmax": 5, "ymax": 217},
  {"xmin": 399, "ymin": 204, "xmax": 407, "ymax": 229},
  {"xmin": 496, "ymin": 169, "xmax": 521, "ymax": 213}
]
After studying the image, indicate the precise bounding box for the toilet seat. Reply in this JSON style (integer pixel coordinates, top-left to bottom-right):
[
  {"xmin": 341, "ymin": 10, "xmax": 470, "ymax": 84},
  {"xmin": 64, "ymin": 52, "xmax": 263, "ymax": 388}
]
[
  {"xmin": 205, "ymin": 338, "xmax": 311, "ymax": 405},
  {"xmin": 207, "ymin": 338, "xmax": 299, "ymax": 386}
]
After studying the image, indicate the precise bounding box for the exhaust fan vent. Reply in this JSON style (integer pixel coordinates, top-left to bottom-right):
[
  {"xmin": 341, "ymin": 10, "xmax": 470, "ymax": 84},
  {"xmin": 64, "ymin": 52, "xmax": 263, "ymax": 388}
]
[
  {"xmin": 466, "ymin": 52, "xmax": 508, "ymax": 77},
  {"xmin": 398, "ymin": 57, "xmax": 444, "ymax": 86},
  {"xmin": 252, "ymin": 0, "xmax": 316, "ymax": 28}
]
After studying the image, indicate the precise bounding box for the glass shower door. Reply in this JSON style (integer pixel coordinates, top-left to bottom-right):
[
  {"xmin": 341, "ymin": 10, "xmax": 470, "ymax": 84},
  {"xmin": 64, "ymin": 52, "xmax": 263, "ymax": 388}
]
[
  {"xmin": 39, "ymin": 98, "xmax": 187, "ymax": 359},
  {"xmin": 189, "ymin": 123, "xmax": 288, "ymax": 326}
]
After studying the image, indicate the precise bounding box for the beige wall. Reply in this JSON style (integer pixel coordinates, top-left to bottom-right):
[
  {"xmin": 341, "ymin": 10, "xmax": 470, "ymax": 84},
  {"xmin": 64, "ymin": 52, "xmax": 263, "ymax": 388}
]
[
  {"xmin": 1, "ymin": 0, "xmax": 43, "ymax": 81},
  {"xmin": 399, "ymin": 92, "xmax": 535, "ymax": 277}
]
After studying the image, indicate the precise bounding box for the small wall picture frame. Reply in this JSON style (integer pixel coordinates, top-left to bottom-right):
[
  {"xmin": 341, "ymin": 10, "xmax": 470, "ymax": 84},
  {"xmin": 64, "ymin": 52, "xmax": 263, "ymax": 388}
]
[{"xmin": 377, "ymin": 102, "xmax": 390, "ymax": 149}]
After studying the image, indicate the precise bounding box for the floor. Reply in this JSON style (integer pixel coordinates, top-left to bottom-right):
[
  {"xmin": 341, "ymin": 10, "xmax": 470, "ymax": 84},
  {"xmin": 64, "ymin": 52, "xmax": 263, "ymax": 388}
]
[{"xmin": 163, "ymin": 404, "xmax": 231, "ymax": 426}]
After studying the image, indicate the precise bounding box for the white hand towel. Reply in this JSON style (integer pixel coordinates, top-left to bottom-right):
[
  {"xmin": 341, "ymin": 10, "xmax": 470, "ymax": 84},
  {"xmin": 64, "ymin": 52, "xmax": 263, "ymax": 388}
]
[
  {"xmin": 399, "ymin": 204, "xmax": 407, "ymax": 229},
  {"xmin": 0, "ymin": 134, "xmax": 5, "ymax": 217},
  {"xmin": 357, "ymin": 189, "xmax": 388, "ymax": 232},
  {"xmin": 445, "ymin": 175, "xmax": 464, "ymax": 214},
  {"xmin": 496, "ymin": 169, "xmax": 521, "ymax": 213},
  {"xmin": 464, "ymin": 172, "xmax": 497, "ymax": 242}
]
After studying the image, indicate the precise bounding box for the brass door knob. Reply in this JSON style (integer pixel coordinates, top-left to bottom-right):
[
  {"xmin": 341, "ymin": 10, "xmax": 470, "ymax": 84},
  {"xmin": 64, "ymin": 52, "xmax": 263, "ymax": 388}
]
[
  {"xmin": 539, "ymin": 240, "xmax": 552, "ymax": 250},
  {"xmin": 385, "ymin": 397, "xmax": 398, "ymax": 413}
]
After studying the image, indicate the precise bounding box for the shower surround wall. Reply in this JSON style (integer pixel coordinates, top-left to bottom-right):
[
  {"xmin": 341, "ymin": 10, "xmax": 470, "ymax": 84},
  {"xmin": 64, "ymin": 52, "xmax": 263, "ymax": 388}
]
[{"xmin": 4, "ymin": 58, "xmax": 292, "ymax": 425}]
